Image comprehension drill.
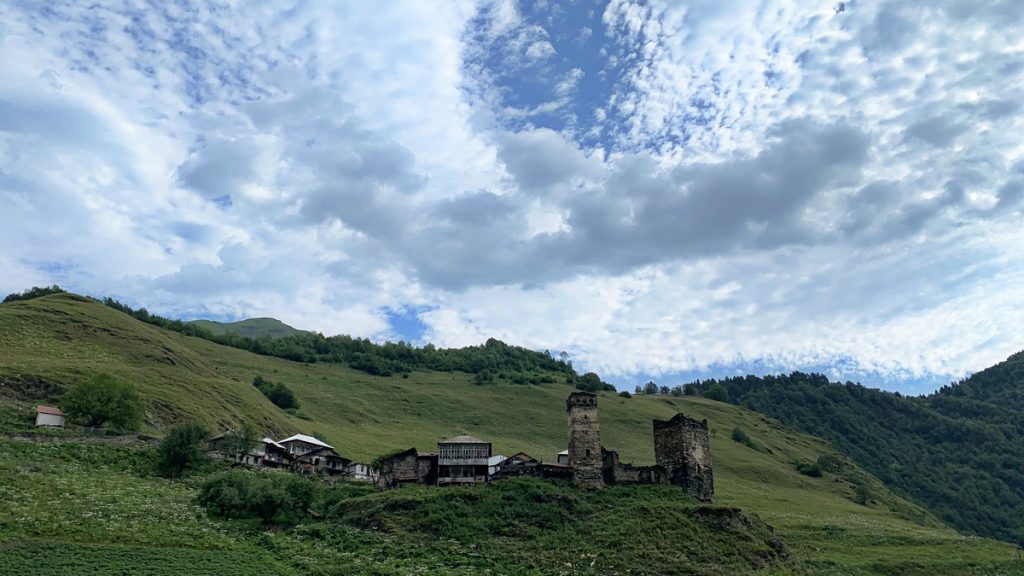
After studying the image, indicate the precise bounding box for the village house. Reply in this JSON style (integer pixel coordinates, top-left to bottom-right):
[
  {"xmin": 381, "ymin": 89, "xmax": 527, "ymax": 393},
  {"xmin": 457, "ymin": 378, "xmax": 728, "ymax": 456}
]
[
  {"xmin": 209, "ymin": 432, "xmax": 376, "ymax": 481},
  {"xmin": 35, "ymin": 405, "xmax": 65, "ymax": 428},
  {"xmin": 256, "ymin": 437, "xmax": 290, "ymax": 468},
  {"xmin": 345, "ymin": 462, "xmax": 378, "ymax": 482},
  {"xmin": 375, "ymin": 447, "xmax": 438, "ymax": 489},
  {"xmin": 437, "ymin": 434, "xmax": 492, "ymax": 485}
]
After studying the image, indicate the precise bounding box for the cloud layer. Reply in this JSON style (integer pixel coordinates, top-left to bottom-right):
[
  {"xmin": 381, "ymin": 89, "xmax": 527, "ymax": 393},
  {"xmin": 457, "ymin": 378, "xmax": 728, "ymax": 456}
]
[{"xmin": 1, "ymin": 1, "xmax": 1022, "ymax": 392}]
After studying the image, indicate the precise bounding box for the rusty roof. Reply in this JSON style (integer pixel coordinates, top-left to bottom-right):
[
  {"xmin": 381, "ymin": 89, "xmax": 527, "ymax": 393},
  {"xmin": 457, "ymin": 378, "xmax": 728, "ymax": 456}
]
[{"xmin": 36, "ymin": 405, "xmax": 64, "ymax": 416}]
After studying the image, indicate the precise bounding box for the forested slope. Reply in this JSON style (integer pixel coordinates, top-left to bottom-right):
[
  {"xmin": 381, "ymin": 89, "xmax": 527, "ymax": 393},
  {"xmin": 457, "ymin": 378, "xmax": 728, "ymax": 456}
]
[{"xmin": 685, "ymin": 362, "xmax": 1024, "ymax": 543}]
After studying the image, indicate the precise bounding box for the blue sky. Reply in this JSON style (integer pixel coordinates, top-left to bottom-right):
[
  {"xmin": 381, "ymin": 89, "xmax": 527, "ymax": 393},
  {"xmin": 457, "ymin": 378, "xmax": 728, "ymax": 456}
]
[{"xmin": 1, "ymin": 1, "xmax": 1022, "ymax": 394}]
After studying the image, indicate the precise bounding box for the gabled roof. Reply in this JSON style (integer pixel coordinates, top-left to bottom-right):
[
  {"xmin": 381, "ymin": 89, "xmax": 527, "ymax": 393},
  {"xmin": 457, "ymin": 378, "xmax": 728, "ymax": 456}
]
[
  {"xmin": 504, "ymin": 452, "xmax": 538, "ymax": 463},
  {"xmin": 277, "ymin": 434, "xmax": 333, "ymax": 449},
  {"xmin": 262, "ymin": 437, "xmax": 287, "ymax": 450},
  {"xmin": 557, "ymin": 449, "xmax": 569, "ymax": 455},
  {"xmin": 36, "ymin": 405, "xmax": 64, "ymax": 416},
  {"xmin": 439, "ymin": 434, "xmax": 488, "ymax": 444}
]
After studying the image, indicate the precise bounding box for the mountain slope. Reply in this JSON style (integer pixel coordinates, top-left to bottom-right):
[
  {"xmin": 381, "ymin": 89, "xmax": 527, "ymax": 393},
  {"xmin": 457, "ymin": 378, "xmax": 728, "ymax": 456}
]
[
  {"xmin": 685, "ymin": 366, "xmax": 1024, "ymax": 543},
  {"xmin": 188, "ymin": 318, "xmax": 304, "ymax": 339},
  {"xmin": 0, "ymin": 293, "xmax": 1021, "ymax": 573}
]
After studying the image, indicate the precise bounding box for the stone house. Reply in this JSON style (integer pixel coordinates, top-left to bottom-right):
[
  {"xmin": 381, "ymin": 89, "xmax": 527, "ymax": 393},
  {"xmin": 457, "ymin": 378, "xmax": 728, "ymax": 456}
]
[{"xmin": 375, "ymin": 448, "xmax": 438, "ymax": 489}]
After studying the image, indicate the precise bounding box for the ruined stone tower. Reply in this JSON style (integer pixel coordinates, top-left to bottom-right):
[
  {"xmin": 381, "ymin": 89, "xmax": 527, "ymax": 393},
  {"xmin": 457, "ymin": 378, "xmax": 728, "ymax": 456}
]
[
  {"xmin": 653, "ymin": 413, "xmax": 714, "ymax": 502},
  {"xmin": 566, "ymin": 392, "xmax": 604, "ymax": 489}
]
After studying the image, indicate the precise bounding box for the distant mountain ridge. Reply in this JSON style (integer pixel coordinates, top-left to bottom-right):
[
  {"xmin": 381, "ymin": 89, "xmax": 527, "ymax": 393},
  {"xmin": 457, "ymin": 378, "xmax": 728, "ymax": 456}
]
[{"xmin": 188, "ymin": 317, "xmax": 304, "ymax": 339}]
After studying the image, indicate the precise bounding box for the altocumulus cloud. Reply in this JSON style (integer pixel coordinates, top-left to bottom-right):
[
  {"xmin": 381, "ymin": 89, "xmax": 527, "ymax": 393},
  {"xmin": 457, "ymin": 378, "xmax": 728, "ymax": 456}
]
[{"xmin": 0, "ymin": 0, "xmax": 1022, "ymax": 392}]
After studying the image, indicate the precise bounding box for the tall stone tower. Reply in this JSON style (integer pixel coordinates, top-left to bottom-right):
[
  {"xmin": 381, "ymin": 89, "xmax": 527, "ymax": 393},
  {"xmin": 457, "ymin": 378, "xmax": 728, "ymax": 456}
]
[
  {"xmin": 653, "ymin": 413, "xmax": 714, "ymax": 502},
  {"xmin": 566, "ymin": 392, "xmax": 604, "ymax": 489}
]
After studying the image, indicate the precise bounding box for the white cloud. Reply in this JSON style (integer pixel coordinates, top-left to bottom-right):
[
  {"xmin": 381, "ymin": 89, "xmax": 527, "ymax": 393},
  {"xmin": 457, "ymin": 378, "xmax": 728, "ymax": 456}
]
[{"xmin": 2, "ymin": 0, "xmax": 1022, "ymax": 392}]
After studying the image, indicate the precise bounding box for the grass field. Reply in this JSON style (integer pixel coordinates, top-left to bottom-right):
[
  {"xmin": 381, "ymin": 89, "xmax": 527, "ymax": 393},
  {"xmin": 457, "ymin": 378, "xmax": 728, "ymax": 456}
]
[{"xmin": 1, "ymin": 294, "xmax": 1022, "ymax": 574}]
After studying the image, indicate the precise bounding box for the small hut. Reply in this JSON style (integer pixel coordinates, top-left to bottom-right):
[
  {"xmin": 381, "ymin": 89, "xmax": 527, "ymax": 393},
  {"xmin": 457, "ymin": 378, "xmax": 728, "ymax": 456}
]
[{"xmin": 35, "ymin": 405, "xmax": 65, "ymax": 428}]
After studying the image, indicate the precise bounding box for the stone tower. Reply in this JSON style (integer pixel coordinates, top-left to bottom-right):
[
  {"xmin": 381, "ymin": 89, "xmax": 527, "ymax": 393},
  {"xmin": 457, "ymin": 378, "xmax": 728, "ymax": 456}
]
[
  {"xmin": 566, "ymin": 392, "xmax": 604, "ymax": 489},
  {"xmin": 653, "ymin": 413, "xmax": 714, "ymax": 502}
]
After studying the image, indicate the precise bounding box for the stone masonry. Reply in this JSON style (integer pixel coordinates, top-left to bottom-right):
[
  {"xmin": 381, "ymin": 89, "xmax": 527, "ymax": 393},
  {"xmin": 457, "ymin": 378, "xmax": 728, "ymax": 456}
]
[
  {"xmin": 566, "ymin": 392, "xmax": 604, "ymax": 489},
  {"xmin": 653, "ymin": 413, "xmax": 715, "ymax": 502}
]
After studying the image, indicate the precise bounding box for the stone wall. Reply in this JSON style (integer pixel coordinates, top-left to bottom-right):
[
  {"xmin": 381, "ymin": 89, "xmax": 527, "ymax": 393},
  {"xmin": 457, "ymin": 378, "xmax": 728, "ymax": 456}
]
[
  {"xmin": 653, "ymin": 413, "xmax": 715, "ymax": 502},
  {"xmin": 602, "ymin": 449, "xmax": 668, "ymax": 484},
  {"xmin": 566, "ymin": 392, "xmax": 604, "ymax": 489},
  {"xmin": 376, "ymin": 448, "xmax": 421, "ymax": 489},
  {"xmin": 416, "ymin": 453, "xmax": 438, "ymax": 485}
]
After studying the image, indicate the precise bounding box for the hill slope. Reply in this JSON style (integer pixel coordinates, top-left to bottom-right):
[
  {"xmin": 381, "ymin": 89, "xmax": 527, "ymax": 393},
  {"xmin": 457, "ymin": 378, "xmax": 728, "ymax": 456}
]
[
  {"xmin": 0, "ymin": 294, "xmax": 1021, "ymax": 573},
  {"xmin": 188, "ymin": 318, "xmax": 304, "ymax": 339},
  {"xmin": 684, "ymin": 365, "xmax": 1024, "ymax": 543}
]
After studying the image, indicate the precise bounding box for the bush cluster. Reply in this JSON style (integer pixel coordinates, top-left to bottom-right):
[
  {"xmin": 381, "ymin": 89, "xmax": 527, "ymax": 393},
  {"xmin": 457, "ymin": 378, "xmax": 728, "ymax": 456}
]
[
  {"xmin": 198, "ymin": 470, "xmax": 315, "ymax": 524},
  {"xmin": 252, "ymin": 376, "xmax": 299, "ymax": 410}
]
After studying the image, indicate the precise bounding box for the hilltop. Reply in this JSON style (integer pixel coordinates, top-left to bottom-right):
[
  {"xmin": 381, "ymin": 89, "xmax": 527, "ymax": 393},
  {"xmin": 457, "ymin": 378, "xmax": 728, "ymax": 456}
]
[
  {"xmin": 0, "ymin": 293, "xmax": 1021, "ymax": 574},
  {"xmin": 188, "ymin": 318, "xmax": 304, "ymax": 339}
]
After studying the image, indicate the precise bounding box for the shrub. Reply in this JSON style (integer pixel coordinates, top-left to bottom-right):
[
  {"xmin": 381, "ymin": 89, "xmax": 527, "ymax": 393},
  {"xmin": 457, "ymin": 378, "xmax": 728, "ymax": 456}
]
[
  {"xmin": 252, "ymin": 376, "xmax": 299, "ymax": 410},
  {"xmin": 731, "ymin": 427, "xmax": 766, "ymax": 453},
  {"xmin": 816, "ymin": 453, "xmax": 842, "ymax": 473},
  {"xmin": 703, "ymin": 384, "xmax": 731, "ymax": 403},
  {"xmin": 219, "ymin": 421, "xmax": 258, "ymax": 462},
  {"xmin": 62, "ymin": 373, "xmax": 144, "ymax": 431},
  {"xmin": 198, "ymin": 470, "xmax": 317, "ymax": 524},
  {"xmin": 619, "ymin": 391, "xmax": 632, "ymax": 399},
  {"xmin": 796, "ymin": 460, "xmax": 823, "ymax": 477},
  {"xmin": 157, "ymin": 422, "xmax": 209, "ymax": 478}
]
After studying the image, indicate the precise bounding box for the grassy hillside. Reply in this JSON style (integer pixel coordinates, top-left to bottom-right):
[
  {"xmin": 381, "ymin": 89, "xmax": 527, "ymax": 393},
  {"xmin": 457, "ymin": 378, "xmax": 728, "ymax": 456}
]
[
  {"xmin": 189, "ymin": 318, "xmax": 304, "ymax": 339},
  {"xmin": 1, "ymin": 294, "xmax": 1022, "ymax": 574}
]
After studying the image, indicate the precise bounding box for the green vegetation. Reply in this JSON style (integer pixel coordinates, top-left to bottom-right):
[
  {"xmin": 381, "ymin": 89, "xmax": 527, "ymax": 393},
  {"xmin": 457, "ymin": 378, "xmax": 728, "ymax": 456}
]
[
  {"xmin": 0, "ymin": 439, "xmax": 296, "ymax": 576},
  {"xmin": 2, "ymin": 285, "xmax": 67, "ymax": 304},
  {"xmin": 61, "ymin": 373, "xmax": 143, "ymax": 431},
  {"xmin": 1, "ymin": 292, "xmax": 1023, "ymax": 573},
  {"xmin": 220, "ymin": 421, "xmax": 259, "ymax": 461},
  {"xmin": 795, "ymin": 460, "xmax": 823, "ymax": 477},
  {"xmin": 685, "ymin": 368, "xmax": 1024, "ymax": 543},
  {"xmin": 199, "ymin": 469, "xmax": 316, "ymax": 524},
  {"xmin": 157, "ymin": 421, "xmax": 209, "ymax": 478},
  {"xmin": 100, "ymin": 294, "xmax": 576, "ymax": 380},
  {"xmin": 730, "ymin": 426, "xmax": 767, "ymax": 453},
  {"xmin": 253, "ymin": 376, "xmax": 299, "ymax": 410},
  {"xmin": 189, "ymin": 318, "xmax": 304, "ymax": 339}
]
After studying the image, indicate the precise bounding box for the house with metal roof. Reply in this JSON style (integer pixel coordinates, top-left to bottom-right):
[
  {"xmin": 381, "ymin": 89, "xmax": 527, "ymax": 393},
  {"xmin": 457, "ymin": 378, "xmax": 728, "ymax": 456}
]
[{"xmin": 35, "ymin": 405, "xmax": 65, "ymax": 428}]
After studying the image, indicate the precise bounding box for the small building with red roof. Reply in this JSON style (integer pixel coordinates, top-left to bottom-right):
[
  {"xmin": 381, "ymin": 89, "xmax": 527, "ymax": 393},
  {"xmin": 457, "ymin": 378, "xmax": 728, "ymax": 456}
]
[{"xmin": 35, "ymin": 405, "xmax": 65, "ymax": 428}]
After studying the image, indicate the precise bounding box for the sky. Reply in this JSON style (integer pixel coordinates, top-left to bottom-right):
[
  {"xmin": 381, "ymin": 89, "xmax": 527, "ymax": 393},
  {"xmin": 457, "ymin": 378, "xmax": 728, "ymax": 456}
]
[{"xmin": 1, "ymin": 1, "xmax": 1022, "ymax": 394}]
